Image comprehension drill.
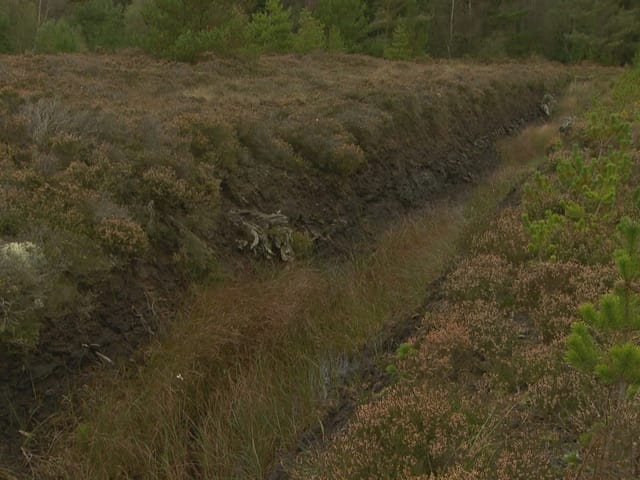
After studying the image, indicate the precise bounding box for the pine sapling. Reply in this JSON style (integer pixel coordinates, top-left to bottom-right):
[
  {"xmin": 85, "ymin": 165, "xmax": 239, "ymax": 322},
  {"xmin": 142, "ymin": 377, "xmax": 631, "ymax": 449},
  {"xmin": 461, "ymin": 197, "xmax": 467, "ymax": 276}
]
[{"xmin": 566, "ymin": 216, "xmax": 640, "ymax": 471}]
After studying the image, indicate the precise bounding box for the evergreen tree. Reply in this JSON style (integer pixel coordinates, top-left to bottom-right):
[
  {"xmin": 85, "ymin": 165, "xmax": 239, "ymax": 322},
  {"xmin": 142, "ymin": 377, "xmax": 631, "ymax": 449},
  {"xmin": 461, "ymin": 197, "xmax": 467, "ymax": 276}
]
[
  {"xmin": 370, "ymin": 0, "xmax": 429, "ymax": 57},
  {"xmin": 326, "ymin": 24, "xmax": 345, "ymax": 53},
  {"xmin": 567, "ymin": 217, "xmax": 640, "ymax": 404},
  {"xmin": 0, "ymin": 11, "xmax": 10, "ymax": 52},
  {"xmin": 383, "ymin": 19, "xmax": 411, "ymax": 59},
  {"xmin": 74, "ymin": 0, "xmax": 125, "ymax": 50},
  {"xmin": 317, "ymin": 0, "xmax": 368, "ymax": 52},
  {"xmin": 34, "ymin": 19, "xmax": 84, "ymax": 53},
  {"xmin": 247, "ymin": 0, "xmax": 293, "ymax": 53},
  {"xmin": 293, "ymin": 8, "xmax": 325, "ymax": 54},
  {"xmin": 139, "ymin": 0, "xmax": 236, "ymax": 55},
  {"xmin": 0, "ymin": 0, "xmax": 38, "ymax": 52}
]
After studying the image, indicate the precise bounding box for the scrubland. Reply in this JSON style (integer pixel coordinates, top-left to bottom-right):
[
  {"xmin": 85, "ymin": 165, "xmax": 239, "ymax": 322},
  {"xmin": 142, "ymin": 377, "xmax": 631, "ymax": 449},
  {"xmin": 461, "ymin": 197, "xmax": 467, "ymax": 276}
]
[
  {"xmin": 286, "ymin": 65, "xmax": 640, "ymax": 479},
  {"xmin": 0, "ymin": 52, "xmax": 618, "ymax": 479}
]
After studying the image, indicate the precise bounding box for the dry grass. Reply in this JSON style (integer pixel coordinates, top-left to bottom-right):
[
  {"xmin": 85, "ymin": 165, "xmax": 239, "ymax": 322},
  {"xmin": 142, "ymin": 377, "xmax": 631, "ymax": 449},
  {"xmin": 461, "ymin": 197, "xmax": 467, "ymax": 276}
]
[
  {"xmin": 21, "ymin": 80, "xmax": 568, "ymax": 478},
  {"xmin": 0, "ymin": 52, "xmax": 572, "ymax": 348},
  {"xmin": 286, "ymin": 74, "xmax": 640, "ymax": 479},
  {"xmin": 0, "ymin": 52, "xmax": 611, "ymax": 477}
]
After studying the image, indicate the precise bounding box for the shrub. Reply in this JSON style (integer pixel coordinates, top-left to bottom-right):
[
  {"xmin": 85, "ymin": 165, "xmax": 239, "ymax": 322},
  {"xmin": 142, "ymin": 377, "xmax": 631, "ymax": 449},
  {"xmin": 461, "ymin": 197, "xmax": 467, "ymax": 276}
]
[
  {"xmin": 326, "ymin": 25, "xmax": 345, "ymax": 53},
  {"xmin": 140, "ymin": 165, "xmax": 191, "ymax": 209},
  {"xmin": 97, "ymin": 217, "xmax": 149, "ymax": 257},
  {"xmin": 34, "ymin": 19, "xmax": 84, "ymax": 54},
  {"xmin": 293, "ymin": 8, "xmax": 325, "ymax": 54},
  {"xmin": 298, "ymin": 385, "xmax": 467, "ymax": 478},
  {"xmin": 0, "ymin": 241, "xmax": 48, "ymax": 347},
  {"xmin": 171, "ymin": 228, "xmax": 218, "ymax": 281},
  {"xmin": 327, "ymin": 142, "xmax": 366, "ymax": 175},
  {"xmin": 186, "ymin": 119, "xmax": 241, "ymax": 170},
  {"xmin": 171, "ymin": 29, "xmax": 212, "ymax": 63}
]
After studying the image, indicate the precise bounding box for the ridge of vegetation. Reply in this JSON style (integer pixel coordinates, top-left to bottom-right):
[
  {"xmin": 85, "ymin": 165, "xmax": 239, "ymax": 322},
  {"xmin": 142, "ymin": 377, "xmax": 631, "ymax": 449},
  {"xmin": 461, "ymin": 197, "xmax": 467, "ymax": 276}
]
[
  {"xmin": 285, "ymin": 61, "xmax": 640, "ymax": 479},
  {"xmin": 1, "ymin": 0, "xmax": 639, "ymax": 65}
]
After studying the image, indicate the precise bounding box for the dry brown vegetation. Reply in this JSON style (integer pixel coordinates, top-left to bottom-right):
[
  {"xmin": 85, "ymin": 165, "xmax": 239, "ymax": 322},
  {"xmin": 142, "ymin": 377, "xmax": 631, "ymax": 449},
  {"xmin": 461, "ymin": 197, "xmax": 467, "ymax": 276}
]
[
  {"xmin": 286, "ymin": 71, "xmax": 640, "ymax": 479},
  {"xmin": 19, "ymin": 87, "xmax": 568, "ymax": 479},
  {"xmin": 0, "ymin": 51, "xmax": 601, "ymax": 478}
]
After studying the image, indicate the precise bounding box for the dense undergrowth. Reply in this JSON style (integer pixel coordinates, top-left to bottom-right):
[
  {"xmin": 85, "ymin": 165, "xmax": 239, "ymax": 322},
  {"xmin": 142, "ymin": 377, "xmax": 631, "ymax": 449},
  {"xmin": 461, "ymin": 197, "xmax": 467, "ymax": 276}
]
[
  {"xmin": 12, "ymin": 80, "xmax": 578, "ymax": 480},
  {"xmin": 0, "ymin": 54, "xmax": 571, "ymax": 477},
  {"xmin": 287, "ymin": 64, "xmax": 640, "ymax": 479},
  {"xmin": 7, "ymin": 75, "xmax": 592, "ymax": 479},
  {"xmin": 0, "ymin": 54, "xmax": 565, "ymax": 349}
]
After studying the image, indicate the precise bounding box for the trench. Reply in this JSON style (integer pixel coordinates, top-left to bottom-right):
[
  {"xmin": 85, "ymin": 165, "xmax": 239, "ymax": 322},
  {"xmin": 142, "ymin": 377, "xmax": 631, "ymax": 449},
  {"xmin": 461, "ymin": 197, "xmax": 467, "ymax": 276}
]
[
  {"xmin": 23, "ymin": 111, "xmax": 573, "ymax": 480},
  {"xmin": 0, "ymin": 62, "xmax": 589, "ymax": 478},
  {"xmin": 265, "ymin": 118, "xmax": 565, "ymax": 479}
]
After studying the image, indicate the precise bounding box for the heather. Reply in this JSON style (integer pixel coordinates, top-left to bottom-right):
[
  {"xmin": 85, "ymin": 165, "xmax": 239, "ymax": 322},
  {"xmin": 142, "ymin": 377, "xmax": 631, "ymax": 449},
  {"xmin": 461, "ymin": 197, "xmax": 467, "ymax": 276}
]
[{"xmin": 289, "ymin": 64, "xmax": 640, "ymax": 479}]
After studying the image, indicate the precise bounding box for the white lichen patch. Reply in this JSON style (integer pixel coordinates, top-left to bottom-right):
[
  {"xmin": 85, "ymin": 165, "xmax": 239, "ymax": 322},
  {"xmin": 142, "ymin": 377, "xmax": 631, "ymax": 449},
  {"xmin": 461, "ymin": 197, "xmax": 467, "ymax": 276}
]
[{"xmin": 0, "ymin": 241, "xmax": 45, "ymax": 271}]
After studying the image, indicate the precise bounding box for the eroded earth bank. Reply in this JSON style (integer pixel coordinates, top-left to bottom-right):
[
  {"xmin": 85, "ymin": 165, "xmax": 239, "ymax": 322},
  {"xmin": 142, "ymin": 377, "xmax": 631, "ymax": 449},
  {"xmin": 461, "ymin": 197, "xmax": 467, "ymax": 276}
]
[{"xmin": 0, "ymin": 53, "xmax": 572, "ymax": 477}]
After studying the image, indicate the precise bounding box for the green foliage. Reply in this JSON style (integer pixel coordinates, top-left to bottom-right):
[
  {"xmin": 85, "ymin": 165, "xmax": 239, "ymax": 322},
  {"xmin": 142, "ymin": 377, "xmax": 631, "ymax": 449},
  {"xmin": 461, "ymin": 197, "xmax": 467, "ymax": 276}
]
[
  {"xmin": 383, "ymin": 20, "xmax": 411, "ymax": 60},
  {"xmin": 137, "ymin": 0, "xmax": 241, "ymax": 57},
  {"xmin": 0, "ymin": 0, "xmax": 38, "ymax": 52},
  {"xmin": 326, "ymin": 24, "xmax": 345, "ymax": 53},
  {"xmin": 293, "ymin": 8, "xmax": 325, "ymax": 54},
  {"xmin": 171, "ymin": 29, "xmax": 217, "ymax": 62},
  {"xmin": 0, "ymin": 11, "xmax": 10, "ymax": 52},
  {"xmin": 290, "ymin": 229, "xmax": 314, "ymax": 258},
  {"xmin": 561, "ymin": 1, "xmax": 639, "ymax": 65},
  {"xmin": 396, "ymin": 342, "xmax": 416, "ymax": 360},
  {"xmin": 123, "ymin": 0, "xmax": 152, "ymax": 47},
  {"xmin": 567, "ymin": 218, "xmax": 640, "ymax": 393},
  {"xmin": 371, "ymin": 0, "xmax": 429, "ymax": 57},
  {"xmin": 74, "ymin": 0, "xmax": 125, "ymax": 50},
  {"xmin": 0, "ymin": 0, "xmax": 636, "ymax": 64},
  {"xmin": 566, "ymin": 322, "xmax": 599, "ymax": 373},
  {"xmin": 317, "ymin": 0, "xmax": 368, "ymax": 52},
  {"xmin": 522, "ymin": 70, "xmax": 638, "ymax": 264},
  {"xmin": 247, "ymin": 0, "xmax": 293, "ymax": 54},
  {"xmin": 522, "ymin": 210, "xmax": 566, "ymax": 259},
  {"xmin": 35, "ymin": 19, "xmax": 84, "ymax": 54}
]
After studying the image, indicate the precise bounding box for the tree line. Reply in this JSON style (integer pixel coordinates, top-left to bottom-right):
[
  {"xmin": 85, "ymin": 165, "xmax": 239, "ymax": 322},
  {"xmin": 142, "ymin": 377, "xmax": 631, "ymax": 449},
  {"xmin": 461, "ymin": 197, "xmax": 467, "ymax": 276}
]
[{"xmin": 1, "ymin": 0, "xmax": 639, "ymax": 64}]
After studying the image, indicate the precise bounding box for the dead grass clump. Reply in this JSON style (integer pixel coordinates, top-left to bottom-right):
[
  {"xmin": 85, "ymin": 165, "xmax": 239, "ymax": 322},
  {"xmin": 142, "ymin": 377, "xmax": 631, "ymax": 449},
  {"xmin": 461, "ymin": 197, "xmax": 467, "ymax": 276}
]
[
  {"xmin": 237, "ymin": 120, "xmax": 301, "ymax": 170},
  {"xmin": 96, "ymin": 217, "xmax": 149, "ymax": 257},
  {"xmin": 497, "ymin": 122, "xmax": 560, "ymax": 167}
]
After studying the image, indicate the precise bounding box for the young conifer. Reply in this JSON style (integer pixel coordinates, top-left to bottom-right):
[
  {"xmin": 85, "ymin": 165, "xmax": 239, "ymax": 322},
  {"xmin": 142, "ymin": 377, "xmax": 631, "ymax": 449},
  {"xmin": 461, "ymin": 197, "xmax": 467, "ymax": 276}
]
[{"xmin": 567, "ymin": 216, "xmax": 640, "ymax": 404}]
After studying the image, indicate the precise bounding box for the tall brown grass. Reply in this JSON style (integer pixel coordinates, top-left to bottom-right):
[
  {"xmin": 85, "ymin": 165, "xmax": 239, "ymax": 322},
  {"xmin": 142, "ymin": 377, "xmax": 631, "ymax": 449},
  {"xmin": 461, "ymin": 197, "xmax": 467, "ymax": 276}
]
[
  {"xmin": 25, "ymin": 112, "xmax": 564, "ymax": 480},
  {"xmin": 287, "ymin": 78, "xmax": 640, "ymax": 479}
]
